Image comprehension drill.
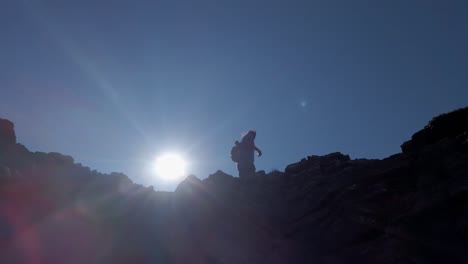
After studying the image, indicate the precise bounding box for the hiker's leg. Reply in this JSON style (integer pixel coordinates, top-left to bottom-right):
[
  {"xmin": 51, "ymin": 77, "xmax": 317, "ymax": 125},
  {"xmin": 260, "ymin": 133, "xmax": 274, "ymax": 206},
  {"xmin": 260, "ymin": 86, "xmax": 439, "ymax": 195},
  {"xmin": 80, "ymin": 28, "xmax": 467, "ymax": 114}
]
[
  {"xmin": 238, "ymin": 162, "xmax": 255, "ymax": 178},
  {"xmin": 248, "ymin": 163, "xmax": 256, "ymax": 177},
  {"xmin": 242, "ymin": 162, "xmax": 255, "ymax": 178},
  {"xmin": 237, "ymin": 163, "xmax": 247, "ymax": 178}
]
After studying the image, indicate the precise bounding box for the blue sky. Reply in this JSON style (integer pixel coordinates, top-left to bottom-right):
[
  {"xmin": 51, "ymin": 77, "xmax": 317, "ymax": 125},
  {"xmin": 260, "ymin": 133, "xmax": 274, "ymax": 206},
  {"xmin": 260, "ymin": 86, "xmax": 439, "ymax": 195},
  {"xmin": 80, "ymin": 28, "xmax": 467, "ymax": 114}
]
[{"xmin": 1, "ymin": 0, "xmax": 467, "ymax": 190}]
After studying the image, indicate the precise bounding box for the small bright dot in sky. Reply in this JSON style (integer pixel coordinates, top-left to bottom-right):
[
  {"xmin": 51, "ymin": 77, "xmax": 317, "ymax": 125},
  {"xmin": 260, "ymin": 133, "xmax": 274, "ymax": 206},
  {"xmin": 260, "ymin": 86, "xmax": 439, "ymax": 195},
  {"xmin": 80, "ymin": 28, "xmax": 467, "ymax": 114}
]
[
  {"xmin": 154, "ymin": 153, "xmax": 187, "ymax": 181},
  {"xmin": 300, "ymin": 101, "xmax": 307, "ymax": 107}
]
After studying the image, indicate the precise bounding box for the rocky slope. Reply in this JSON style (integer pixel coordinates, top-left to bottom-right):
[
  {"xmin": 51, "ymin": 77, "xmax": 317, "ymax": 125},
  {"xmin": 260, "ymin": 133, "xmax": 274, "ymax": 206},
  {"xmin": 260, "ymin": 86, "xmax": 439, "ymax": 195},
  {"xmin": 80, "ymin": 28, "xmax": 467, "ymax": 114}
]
[{"xmin": 0, "ymin": 107, "xmax": 467, "ymax": 264}]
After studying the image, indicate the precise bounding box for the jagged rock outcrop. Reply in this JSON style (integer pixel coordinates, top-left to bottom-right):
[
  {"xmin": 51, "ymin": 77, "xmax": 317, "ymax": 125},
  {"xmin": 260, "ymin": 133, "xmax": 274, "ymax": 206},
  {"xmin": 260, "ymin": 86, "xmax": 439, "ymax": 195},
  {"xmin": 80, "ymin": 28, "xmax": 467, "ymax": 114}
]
[
  {"xmin": 0, "ymin": 107, "xmax": 467, "ymax": 263},
  {"xmin": 401, "ymin": 107, "xmax": 468, "ymax": 153},
  {"xmin": 0, "ymin": 118, "xmax": 16, "ymax": 148}
]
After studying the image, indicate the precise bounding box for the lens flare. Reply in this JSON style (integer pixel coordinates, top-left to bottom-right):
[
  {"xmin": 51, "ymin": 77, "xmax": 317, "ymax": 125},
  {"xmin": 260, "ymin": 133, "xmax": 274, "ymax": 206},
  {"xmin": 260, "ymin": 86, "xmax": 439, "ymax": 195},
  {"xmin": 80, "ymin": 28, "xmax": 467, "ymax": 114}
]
[{"xmin": 154, "ymin": 153, "xmax": 187, "ymax": 180}]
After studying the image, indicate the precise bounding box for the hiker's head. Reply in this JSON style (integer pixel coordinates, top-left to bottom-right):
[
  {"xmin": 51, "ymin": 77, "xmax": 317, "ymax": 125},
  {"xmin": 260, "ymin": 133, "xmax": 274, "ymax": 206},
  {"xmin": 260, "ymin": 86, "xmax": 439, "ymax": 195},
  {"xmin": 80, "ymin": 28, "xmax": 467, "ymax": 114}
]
[{"xmin": 241, "ymin": 130, "xmax": 256, "ymax": 142}]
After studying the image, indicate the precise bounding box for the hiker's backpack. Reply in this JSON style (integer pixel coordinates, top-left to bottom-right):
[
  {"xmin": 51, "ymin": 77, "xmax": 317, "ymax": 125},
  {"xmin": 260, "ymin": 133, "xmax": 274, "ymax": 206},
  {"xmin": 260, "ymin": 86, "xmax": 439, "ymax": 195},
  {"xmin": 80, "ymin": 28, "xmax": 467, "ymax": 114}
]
[{"xmin": 231, "ymin": 144, "xmax": 241, "ymax": 163}]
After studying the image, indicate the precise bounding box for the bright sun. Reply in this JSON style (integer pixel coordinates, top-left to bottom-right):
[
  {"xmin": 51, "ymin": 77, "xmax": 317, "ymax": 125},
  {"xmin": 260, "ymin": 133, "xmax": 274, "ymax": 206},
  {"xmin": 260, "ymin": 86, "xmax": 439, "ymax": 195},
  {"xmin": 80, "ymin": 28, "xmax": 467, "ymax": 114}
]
[{"xmin": 154, "ymin": 153, "xmax": 187, "ymax": 180}]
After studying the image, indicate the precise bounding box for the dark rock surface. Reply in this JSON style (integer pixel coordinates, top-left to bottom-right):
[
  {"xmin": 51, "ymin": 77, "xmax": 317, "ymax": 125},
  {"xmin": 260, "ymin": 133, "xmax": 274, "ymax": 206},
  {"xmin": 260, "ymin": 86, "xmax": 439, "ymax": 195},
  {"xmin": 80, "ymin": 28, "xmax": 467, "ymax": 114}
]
[
  {"xmin": 0, "ymin": 107, "xmax": 467, "ymax": 263},
  {"xmin": 0, "ymin": 118, "xmax": 16, "ymax": 150}
]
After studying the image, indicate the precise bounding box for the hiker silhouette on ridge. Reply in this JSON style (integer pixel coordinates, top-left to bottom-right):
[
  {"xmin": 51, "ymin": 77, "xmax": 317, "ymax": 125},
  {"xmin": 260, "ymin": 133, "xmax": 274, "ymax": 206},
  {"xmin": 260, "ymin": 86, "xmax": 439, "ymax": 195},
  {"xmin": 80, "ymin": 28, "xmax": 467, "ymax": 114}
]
[{"xmin": 233, "ymin": 130, "xmax": 262, "ymax": 178}]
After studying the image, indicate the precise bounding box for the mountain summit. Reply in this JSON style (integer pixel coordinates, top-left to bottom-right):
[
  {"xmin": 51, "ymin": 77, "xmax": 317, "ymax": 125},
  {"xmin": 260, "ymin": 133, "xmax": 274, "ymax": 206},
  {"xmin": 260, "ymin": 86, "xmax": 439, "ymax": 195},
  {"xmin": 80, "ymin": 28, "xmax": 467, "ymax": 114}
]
[{"xmin": 1, "ymin": 107, "xmax": 467, "ymax": 263}]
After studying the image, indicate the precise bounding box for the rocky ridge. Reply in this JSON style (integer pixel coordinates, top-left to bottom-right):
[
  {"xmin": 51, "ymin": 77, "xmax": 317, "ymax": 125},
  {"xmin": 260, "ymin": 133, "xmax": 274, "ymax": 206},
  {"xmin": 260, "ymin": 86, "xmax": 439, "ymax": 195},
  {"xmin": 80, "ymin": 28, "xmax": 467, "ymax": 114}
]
[{"xmin": 0, "ymin": 107, "xmax": 467, "ymax": 263}]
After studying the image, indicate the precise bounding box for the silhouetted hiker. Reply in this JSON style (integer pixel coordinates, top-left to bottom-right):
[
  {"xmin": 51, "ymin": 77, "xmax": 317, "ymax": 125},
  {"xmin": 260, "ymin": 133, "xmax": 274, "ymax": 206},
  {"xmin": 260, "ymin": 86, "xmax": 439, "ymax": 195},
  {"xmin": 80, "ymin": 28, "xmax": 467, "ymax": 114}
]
[{"xmin": 231, "ymin": 130, "xmax": 262, "ymax": 178}]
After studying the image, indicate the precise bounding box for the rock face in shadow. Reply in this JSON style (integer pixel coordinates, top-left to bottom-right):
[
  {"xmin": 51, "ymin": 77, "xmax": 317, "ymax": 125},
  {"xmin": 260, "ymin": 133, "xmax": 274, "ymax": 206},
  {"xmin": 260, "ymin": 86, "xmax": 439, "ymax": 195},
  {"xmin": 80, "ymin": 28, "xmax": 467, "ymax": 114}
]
[
  {"xmin": 0, "ymin": 118, "xmax": 15, "ymax": 147},
  {"xmin": 0, "ymin": 107, "xmax": 467, "ymax": 264}
]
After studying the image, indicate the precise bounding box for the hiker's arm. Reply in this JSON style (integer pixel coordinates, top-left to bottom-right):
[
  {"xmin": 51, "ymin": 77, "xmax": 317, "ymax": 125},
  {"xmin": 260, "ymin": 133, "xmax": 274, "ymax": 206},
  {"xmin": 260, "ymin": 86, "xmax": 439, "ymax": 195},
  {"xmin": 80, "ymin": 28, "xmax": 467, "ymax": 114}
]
[{"xmin": 255, "ymin": 146, "xmax": 262, "ymax": 157}]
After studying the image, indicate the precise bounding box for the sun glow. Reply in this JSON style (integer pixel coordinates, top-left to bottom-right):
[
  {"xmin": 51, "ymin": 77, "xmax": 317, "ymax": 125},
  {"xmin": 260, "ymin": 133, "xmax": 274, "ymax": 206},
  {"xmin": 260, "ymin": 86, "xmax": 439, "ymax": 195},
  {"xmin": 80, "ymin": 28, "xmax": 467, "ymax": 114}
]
[{"xmin": 154, "ymin": 153, "xmax": 187, "ymax": 180}]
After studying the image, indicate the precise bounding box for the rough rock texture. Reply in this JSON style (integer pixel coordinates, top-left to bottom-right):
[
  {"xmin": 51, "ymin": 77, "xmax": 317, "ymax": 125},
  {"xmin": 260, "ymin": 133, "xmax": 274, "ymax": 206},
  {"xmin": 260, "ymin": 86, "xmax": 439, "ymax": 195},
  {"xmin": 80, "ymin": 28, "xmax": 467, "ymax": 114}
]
[{"xmin": 0, "ymin": 107, "xmax": 467, "ymax": 263}]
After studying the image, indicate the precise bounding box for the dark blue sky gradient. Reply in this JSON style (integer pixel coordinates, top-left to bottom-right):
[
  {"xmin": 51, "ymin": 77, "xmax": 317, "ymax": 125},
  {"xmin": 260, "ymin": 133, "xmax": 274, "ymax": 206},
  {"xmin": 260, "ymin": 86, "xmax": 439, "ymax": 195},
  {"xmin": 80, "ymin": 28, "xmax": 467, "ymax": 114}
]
[{"xmin": 1, "ymin": 0, "xmax": 467, "ymax": 190}]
